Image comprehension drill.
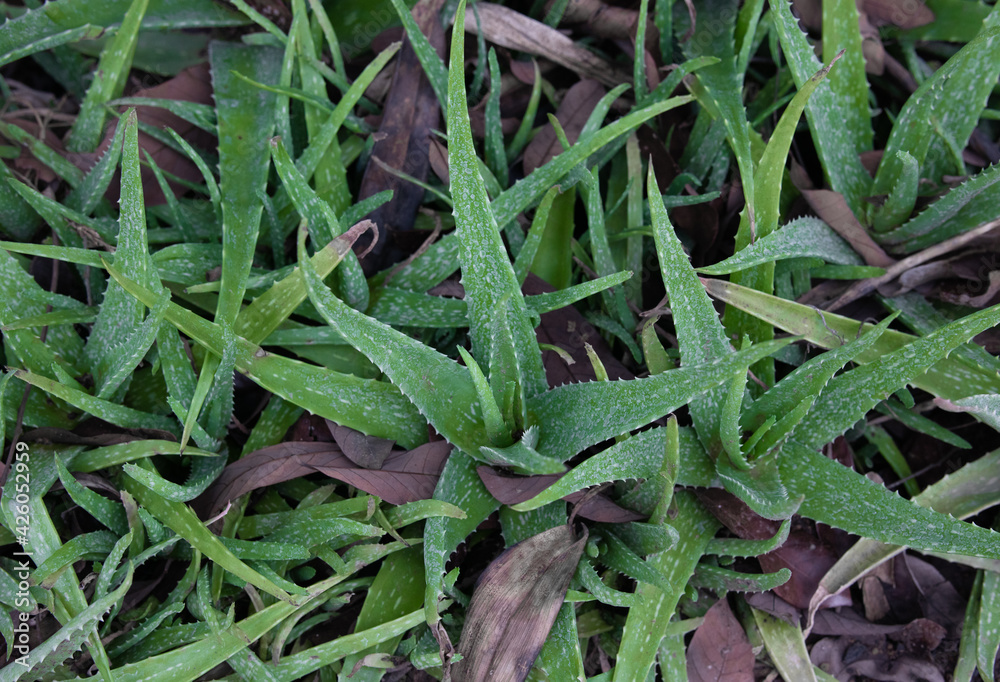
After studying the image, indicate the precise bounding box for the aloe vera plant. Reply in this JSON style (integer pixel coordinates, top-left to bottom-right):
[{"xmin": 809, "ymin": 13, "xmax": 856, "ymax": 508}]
[{"xmin": 2, "ymin": 0, "xmax": 1000, "ymax": 679}]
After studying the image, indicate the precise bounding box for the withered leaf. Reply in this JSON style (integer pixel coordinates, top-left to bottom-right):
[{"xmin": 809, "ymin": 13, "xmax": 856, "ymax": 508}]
[
  {"xmin": 357, "ymin": 0, "xmax": 447, "ymax": 272},
  {"xmin": 453, "ymin": 524, "xmax": 587, "ymax": 682},
  {"xmin": 463, "ymin": 3, "xmax": 629, "ymax": 87},
  {"xmin": 326, "ymin": 421, "xmax": 395, "ymax": 469},
  {"xmin": 686, "ymin": 599, "xmax": 754, "ymax": 682},
  {"xmin": 477, "ymin": 466, "xmax": 644, "ymax": 523},
  {"xmin": 197, "ymin": 440, "xmax": 451, "ymax": 518},
  {"xmin": 523, "ymin": 79, "xmax": 605, "ymax": 174}
]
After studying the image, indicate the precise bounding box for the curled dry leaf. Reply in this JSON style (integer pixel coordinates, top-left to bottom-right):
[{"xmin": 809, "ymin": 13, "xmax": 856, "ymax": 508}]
[
  {"xmin": 197, "ymin": 439, "xmax": 452, "ymax": 518},
  {"xmin": 686, "ymin": 598, "xmax": 754, "ymax": 682},
  {"xmin": 477, "ymin": 466, "xmax": 644, "ymax": 523},
  {"xmin": 453, "ymin": 524, "xmax": 588, "ymax": 682},
  {"xmin": 461, "ymin": 3, "xmax": 630, "ymax": 87}
]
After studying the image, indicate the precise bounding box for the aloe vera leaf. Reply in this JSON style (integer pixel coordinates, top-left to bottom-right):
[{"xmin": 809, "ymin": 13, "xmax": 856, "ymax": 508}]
[
  {"xmin": 65, "ymin": 101, "xmax": 127, "ymax": 215},
  {"xmin": 528, "ymin": 338, "xmax": 788, "ymax": 461},
  {"xmin": 977, "ymin": 568, "xmax": 1000, "ymax": 681},
  {"xmin": 526, "ymin": 272, "xmax": 632, "ymax": 315},
  {"xmin": 699, "ymin": 216, "xmax": 863, "ymax": 275},
  {"xmin": 338, "ymin": 547, "xmax": 425, "ymax": 682},
  {"xmin": 678, "ymin": 0, "xmax": 755, "ymax": 219},
  {"xmin": 108, "ymin": 577, "xmax": 418, "ymax": 682},
  {"xmin": 13, "ymin": 369, "xmax": 176, "ymax": 432},
  {"xmin": 293, "ymin": 0, "xmax": 349, "ymax": 217},
  {"xmin": 86, "ymin": 109, "xmax": 160, "ymax": 396},
  {"xmin": 96, "ymin": 289, "xmax": 170, "ymax": 401},
  {"xmin": 576, "ymin": 558, "xmax": 636, "ymax": 607},
  {"xmin": 293, "ymin": 41, "xmax": 399, "ymax": 186},
  {"xmin": 0, "ymin": 564, "xmax": 132, "ymax": 682},
  {"xmin": 791, "ymin": 302, "xmax": 1000, "ymax": 449},
  {"xmin": 752, "ymin": 607, "xmax": 818, "ymax": 682},
  {"xmin": 121, "ymin": 460, "xmax": 294, "ymax": 601},
  {"xmin": 810, "ymin": 446, "xmax": 1000, "ymax": 620},
  {"xmin": 449, "ymin": 1, "xmax": 547, "ymax": 412},
  {"xmin": 122, "ymin": 454, "xmax": 227, "ymax": 503},
  {"xmin": 0, "ymin": 1, "xmax": 245, "ymax": 66},
  {"xmin": 31, "ymin": 531, "xmax": 119, "ymax": 586},
  {"xmin": 784, "ymin": 442, "xmax": 1000, "ymax": 561},
  {"xmin": 0, "ymin": 120, "xmax": 84, "ymax": 188},
  {"xmin": 366, "ymin": 287, "xmax": 468, "ymax": 328},
  {"xmin": 295, "ymin": 227, "xmax": 489, "ymax": 453},
  {"xmin": 491, "ymin": 93, "xmax": 691, "ymax": 229},
  {"xmin": 648, "ymin": 163, "xmax": 733, "ymax": 455},
  {"xmin": 55, "ymin": 459, "xmax": 129, "ymax": 536},
  {"xmin": 691, "ymin": 564, "xmax": 791, "ymax": 593},
  {"xmin": 874, "ymin": 14, "xmax": 1000, "ymax": 194},
  {"xmin": 484, "ymin": 48, "xmax": 508, "ymax": 188},
  {"xmin": 706, "ymin": 519, "xmax": 791, "ymax": 557},
  {"xmin": 724, "ymin": 54, "xmax": 838, "ymax": 385},
  {"xmin": 387, "ymin": 0, "xmax": 447, "ymax": 112},
  {"xmin": 879, "ymin": 163, "xmax": 1000, "ymax": 253},
  {"xmin": 869, "ymin": 151, "xmax": 919, "ymax": 232},
  {"xmin": 530, "ymin": 187, "xmax": 576, "ymax": 292},
  {"xmin": 424, "ymin": 450, "xmax": 501, "ymax": 624},
  {"xmin": 704, "ymin": 278, "xmax": 1000, "ymax": 398},
  {"xmin": 210, "ymin": 41, "xmax": 280, "ymax": 327},
  {"xmin": 105, "ymin": 262, "xmax": 428, "ymax": 447},
  {"xmin": 581, "ymin": 169, "xmax": 632, "ymax": 330},
  {"xmin": 65, "ymin": 0, "xmax": 148, "ymax": 152},
  {"xmin": 0, "ymin": 250, "xmax": 85, "ymax": 380},
  {"xmin": 270, "ymin": 138, "xmax": 368, "ymax": 310},
  {"xmin": 742, "ymin": 315, "xmax": 894, "ymax": 429},
  {"xmin": 768, "ymin": 0, "xmax": 872, "ymax": 215},
  {"xmin": 613, "ymin": 492, "xmax": 721, "ymax": 681},
  {"xmin": 505, "ymin": 189, "xmax": 552, "ymax": 286},
  {"xmin": 882, "ymin": 291, "xmax": 1000, "ymax": 376},
  {"xmin": 0, "ymin": 24, "xmax": 103, "ymax": 68},
  {"xmin": 939, "ymin": 394, "xmax": 1000, "ymax": 432},
  {"xmin": 0, "ymin": 447, "xmax": 115, "ymax": 677},
  {"xmin": 822, "ymin": 0, "xmax": 872, "ymax": 153},
  {"xmin": 510, "ymin": 426, "xmax": 715, "ymax": 512}
]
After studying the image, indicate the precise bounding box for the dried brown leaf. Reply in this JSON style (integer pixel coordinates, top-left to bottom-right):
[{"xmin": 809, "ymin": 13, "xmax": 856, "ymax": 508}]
[
  {"xmin": 686, "ymin": 599, "xmax": 754, "ymax": 682},
  {"xmin": 862, "ymin": 0, "xmax": 935, "ymax": 28},
  {"xmin": 326, "ymin": 421, "xmax": 395, "ymax": 469},
  {"xmin": 453, "ymin": 524, "xmax": 587, "ymax": 682},
  {"xmin": 462, "ymin": 3, "xmax": 629, "ymax": 87},
  {"xmin": 114, "ymin": 63, "xmax": 216, "ymax": 206},
  {"xmin": 477, "ymin": 466, "xmax": 644, "ymax": 523},
  {"xmin": 358, "ymin": 0, "xmax": 447, "ymax": 271},
  {"xmin": 800, "ymin": 188, "xmax": 895, "ymax": 268},
  {"xmin": 197, "ymin": 440, "xmax": 451, "ymax": 517},
  {"xmin": 523, "ymin": 79, "xmax": 605, "ymax": 174}
]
